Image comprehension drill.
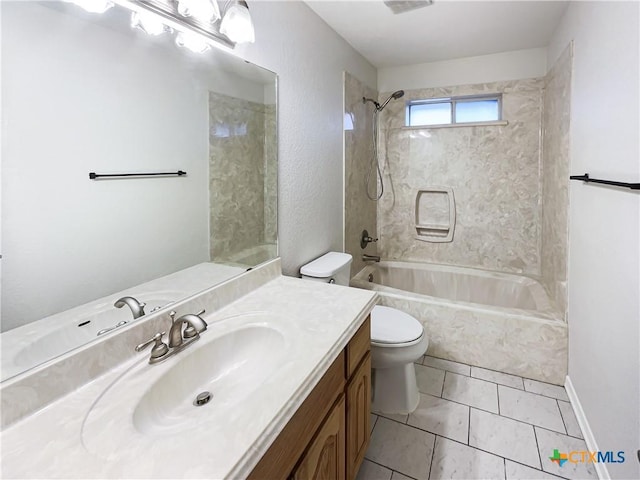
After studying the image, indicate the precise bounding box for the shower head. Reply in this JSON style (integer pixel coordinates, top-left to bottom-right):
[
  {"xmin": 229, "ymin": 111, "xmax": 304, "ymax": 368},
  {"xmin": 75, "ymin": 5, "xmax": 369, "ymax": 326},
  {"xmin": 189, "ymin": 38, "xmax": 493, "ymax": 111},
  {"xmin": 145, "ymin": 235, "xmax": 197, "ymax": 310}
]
[{"xmin": 377, "ymin": 90, "xmax": 405, "ymax": 111}]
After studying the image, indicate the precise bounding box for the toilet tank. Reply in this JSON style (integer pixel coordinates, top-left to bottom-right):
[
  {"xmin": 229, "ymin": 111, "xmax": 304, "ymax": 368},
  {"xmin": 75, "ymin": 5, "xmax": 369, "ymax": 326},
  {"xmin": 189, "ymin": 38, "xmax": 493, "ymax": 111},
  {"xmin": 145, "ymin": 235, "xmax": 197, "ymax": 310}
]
[{"xmin": 300, "ymin": 252, "xmax": 353, "ymax": 286}]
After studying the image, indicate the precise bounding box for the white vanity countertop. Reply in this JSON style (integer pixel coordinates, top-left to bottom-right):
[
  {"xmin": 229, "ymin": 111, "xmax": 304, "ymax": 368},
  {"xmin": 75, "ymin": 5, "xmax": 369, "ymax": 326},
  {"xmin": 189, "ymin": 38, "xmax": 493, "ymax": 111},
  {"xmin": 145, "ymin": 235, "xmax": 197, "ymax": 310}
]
[{"xmin": 0, "ymin": 276, "xmax": 377, "ymax": 479}]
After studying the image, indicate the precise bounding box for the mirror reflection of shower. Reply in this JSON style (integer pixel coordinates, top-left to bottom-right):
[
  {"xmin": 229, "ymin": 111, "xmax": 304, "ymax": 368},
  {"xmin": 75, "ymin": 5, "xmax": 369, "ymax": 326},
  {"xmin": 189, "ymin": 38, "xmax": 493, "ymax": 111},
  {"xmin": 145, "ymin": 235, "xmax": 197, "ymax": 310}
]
[{"xmin": 362, "ymin": 90, "xmax": 404, "ymax": 201}]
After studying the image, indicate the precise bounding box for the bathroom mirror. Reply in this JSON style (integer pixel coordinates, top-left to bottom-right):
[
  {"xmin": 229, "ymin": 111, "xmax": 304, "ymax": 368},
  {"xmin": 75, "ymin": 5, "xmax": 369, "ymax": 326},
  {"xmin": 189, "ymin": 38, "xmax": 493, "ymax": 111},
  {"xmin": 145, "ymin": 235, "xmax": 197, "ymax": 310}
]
[{"xmin": 0, "ymin": 1, "xmax": 277, "ymax": 381}]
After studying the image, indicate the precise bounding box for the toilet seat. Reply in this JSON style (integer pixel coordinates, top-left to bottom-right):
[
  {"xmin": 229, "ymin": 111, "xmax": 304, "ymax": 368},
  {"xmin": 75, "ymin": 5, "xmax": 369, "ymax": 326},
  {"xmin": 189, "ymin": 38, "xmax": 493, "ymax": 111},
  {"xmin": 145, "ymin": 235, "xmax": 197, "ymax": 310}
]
[{"xmin": 371, "ymin": 305, "xmax": 424, "ymax": 347}]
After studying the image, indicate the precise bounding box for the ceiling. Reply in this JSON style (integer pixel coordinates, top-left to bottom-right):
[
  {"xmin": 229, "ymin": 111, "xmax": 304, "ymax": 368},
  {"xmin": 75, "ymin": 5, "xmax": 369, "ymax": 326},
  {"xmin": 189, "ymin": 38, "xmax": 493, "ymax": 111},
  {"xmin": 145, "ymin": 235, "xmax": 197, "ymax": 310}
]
[{"xmin": 305, "ymin": 1, "xmax": 569, "ymax": 68}]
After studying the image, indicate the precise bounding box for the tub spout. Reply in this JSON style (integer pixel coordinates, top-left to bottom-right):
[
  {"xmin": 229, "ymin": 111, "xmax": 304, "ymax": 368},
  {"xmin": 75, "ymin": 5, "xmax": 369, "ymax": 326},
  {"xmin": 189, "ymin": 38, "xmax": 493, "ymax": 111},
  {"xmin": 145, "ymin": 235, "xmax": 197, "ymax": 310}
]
[{"xmin": 363, "ymin": 254, "xmax": 381, "ymax": 262}]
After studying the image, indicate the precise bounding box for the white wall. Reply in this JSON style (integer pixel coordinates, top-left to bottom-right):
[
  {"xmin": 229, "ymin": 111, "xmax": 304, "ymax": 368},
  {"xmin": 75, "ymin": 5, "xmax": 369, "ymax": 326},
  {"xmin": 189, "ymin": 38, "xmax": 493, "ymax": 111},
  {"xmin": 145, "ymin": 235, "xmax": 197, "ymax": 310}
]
[
  {"xmin": 378, "ymin": 47, "xmax": 547, "ymax": 92},
  {"xmin": 549, "ymin": 3, "xmax": 639, "ymax": 479},
  {"xmin": 234, "ymin": 1, "xmax": 377, "ymax": 276}
]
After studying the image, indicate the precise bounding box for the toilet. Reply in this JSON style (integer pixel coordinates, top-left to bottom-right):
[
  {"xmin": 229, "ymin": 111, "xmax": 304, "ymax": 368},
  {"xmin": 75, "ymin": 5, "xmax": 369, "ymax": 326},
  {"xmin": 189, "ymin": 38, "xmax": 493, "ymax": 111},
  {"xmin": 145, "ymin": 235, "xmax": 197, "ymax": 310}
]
[{"xmin": 300, "ymin": 252, "xmax": 428, "ymax": 414}]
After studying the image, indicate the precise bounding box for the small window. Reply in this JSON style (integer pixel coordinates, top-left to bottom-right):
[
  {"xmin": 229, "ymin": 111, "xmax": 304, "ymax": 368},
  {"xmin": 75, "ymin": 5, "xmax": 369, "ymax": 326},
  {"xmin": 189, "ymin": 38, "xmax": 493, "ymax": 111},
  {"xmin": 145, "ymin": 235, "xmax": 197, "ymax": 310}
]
[{"xmin": 406, "ymin": 94, "xmax": 501, "ymax": 127}]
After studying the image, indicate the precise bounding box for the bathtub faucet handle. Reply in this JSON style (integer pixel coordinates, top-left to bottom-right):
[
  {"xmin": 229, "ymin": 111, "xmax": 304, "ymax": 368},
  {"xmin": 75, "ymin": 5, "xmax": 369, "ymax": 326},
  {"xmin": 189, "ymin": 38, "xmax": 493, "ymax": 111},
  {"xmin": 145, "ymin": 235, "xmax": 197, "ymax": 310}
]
[{"xmin": 361, "ymin": 229, "xmax": 379, "ymax": 249}]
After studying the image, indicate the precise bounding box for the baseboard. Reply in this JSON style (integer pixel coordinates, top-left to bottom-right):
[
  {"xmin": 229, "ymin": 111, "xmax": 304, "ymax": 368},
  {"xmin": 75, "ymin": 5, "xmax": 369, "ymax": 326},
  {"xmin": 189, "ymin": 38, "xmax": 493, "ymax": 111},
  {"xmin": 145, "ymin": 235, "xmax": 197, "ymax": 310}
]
[{"xmin": 564, "ymin": 375, "xmax": 610, "ymax": 480}]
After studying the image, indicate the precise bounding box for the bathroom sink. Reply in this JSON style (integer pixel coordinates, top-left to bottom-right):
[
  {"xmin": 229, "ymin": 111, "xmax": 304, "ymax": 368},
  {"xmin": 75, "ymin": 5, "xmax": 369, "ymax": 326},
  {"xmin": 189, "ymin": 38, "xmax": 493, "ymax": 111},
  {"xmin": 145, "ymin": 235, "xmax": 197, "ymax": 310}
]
[
  {"xmin": 81, "ymin": 323, "xmax": 287, "ymax": 457},
  {"xmin": 132, "ymin": 325, "xmax": 285, "ymax": 434}
]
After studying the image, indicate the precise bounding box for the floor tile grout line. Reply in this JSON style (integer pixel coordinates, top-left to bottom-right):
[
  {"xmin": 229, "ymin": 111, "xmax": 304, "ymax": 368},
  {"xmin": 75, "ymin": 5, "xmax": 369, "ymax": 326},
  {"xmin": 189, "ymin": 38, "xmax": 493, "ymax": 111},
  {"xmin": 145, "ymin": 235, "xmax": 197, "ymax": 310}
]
[
  {"xmin": 534, "ymin": 422, "xmax": 588, "ymax": 440},
  {"xmin": 556, "ymin": 398, "xmax": 569, "ymax": 435},
  {"xmin": 376, "ymin": 413, "xmax": 408, "ymax": 425},
  {"xmin": 393, "ymin": 469, "xmax": 419, "ymax": 480},
  {"xmin": 492, "ymin": 381, "xmax": 569, "ymax": 403},
  {"xmin": 375, "ymin": 414, "xmax": 443, "ymax": 439},
  {"xmin": 497, "ymin": 383, "xmax": 501, "ymax": 415},
  {"xmin": 425, "ymin": 355, "xmax": 570, "ymax": 396},
  {"xmin": 424, "ymin": 355, "xmax": 567, "ymax": 387},
  {"xmin": 389, "ymin": 417, "xmax": 460, "ymax": 445},
  {"xmin": 443, "ymin": 372, "xmax": 516, "ymax": 404},
  {"xmin": 422, "ymin": 356, "xmax": 470, "ymax": 376},
  {"xmin": 523, "ymin": 382, "xmax": 570, "ymax": 401},
  {"xmin": 503, "ymin": 457, "xmax": 507, "ymax": 480},
  {"xmin": 532, "ymin": 424, "xmax": 544, "ymax": 471},
  {"xmin": 362, "ymin": 458, "xmax": 394, "ymax": 477},
  {"xmin": 427, "ymin": 435, "xmax": 437, "ymax": 480},
  {"xmin": 364, "ymin": 458, "xmax": 420, "ymax": 480},
  {"xmin": 435, "ymin": 390, "xmax": 500, "ymax": 416},
  {"xmin": 378, "ymin": 409, "xmax": 471, "ymax": 449},
  {"xmin": 471, "ymin": 369, "xmax": 527, "ymax": 391},
  {"xmin": 435, "ymin": 432, "xmax": 525, "ymax": 470},
  {"xmin": 425, "ymin": 359, "xmax": 531, "ymax": 393},
  {"xmin": 469, "ymin": 406, "xmax": 572, "ymax": 437},
  {"xmin": 411, "ymin": 390, "xmax": 500, "ymax": 420},
  {"xmin": 467, "ymin": 405, "xmax": 471, "ymax": 445},
  {"xmin": 492, "ymin": 406, "xmax": 567, "ymax": 435}
]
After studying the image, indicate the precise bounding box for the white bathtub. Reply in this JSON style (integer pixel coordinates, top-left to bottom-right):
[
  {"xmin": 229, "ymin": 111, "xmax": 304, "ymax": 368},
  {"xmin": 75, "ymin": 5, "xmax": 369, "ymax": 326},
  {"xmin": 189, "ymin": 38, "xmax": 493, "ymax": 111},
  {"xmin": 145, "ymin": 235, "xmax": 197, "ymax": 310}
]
[{"xmin": 351, "ymin": 261, "xmax": 567, "ymax": 384}]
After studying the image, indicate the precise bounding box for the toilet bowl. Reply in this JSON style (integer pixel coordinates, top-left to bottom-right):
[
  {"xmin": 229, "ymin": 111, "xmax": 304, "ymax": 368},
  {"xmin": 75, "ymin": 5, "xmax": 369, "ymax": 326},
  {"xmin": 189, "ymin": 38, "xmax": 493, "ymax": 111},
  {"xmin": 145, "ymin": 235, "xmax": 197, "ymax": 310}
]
[
  {"xmin": 300, "ymin": 252, "xmax": 429, "ymax": 415},
  {"xmin": 370, "ymin": 305, "xmax": 428, "ymax": 414}
]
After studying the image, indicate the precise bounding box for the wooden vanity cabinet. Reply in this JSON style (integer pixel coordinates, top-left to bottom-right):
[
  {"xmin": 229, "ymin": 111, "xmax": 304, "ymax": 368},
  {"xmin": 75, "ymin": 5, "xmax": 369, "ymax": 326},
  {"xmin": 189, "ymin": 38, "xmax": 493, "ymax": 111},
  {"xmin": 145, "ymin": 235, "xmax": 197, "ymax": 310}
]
[
  {"xmin": 346, "ymin": 353, "xmax": 371, "ymax": 480},
  {"xmin": 291, "ymin": 395, "xmax": 346, "ymax": 480},
  {"xmin": 248, "ymin": 316, "xmax": 371, "ymax": 480}
]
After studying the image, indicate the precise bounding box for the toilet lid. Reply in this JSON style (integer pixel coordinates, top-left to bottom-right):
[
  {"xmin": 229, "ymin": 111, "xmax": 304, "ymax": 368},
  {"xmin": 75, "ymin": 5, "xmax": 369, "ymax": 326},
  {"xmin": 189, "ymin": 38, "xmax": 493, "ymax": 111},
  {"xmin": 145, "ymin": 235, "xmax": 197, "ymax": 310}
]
[{"xmin": 371, "ymin": 306, "xmax": 423, "ymax": 344}]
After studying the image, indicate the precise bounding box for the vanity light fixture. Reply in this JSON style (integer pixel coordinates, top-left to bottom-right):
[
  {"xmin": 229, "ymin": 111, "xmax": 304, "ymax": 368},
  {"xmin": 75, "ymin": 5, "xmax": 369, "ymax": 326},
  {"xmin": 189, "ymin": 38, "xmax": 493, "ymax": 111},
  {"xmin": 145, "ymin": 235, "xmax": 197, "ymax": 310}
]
[
  {"xmin": 131, "ymin": 10, "xmax": 168, "ymax": 36},
  {"xmin": 69, "ymin": 0, "xmax": 114, "ymax": 14},
  {"xmin": 108, "ymin": 0, "xmax": 244, "ymax": 50},
  {"xmin": 176, "ymin": 0, "xmax": 221, "ymax": 24},
  {"xmin": 220, "ymin": 0, "xmax": 255, "ymax": 44},
  {"xmin": 175, "ymin": 30, "xmax": 211, "ymax": 53}
]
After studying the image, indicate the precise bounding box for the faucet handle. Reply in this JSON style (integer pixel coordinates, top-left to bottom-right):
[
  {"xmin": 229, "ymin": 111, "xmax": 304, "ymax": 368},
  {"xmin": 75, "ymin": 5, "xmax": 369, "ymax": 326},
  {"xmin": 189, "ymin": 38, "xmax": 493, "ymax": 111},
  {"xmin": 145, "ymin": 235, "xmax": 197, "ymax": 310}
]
[
  {"xmin": 135, "ymin": 331, "xmax": 169, "ymax": 360},
  {"xmin": 361, "ymin": 229, "xmax": 379, "ymax": 249}
]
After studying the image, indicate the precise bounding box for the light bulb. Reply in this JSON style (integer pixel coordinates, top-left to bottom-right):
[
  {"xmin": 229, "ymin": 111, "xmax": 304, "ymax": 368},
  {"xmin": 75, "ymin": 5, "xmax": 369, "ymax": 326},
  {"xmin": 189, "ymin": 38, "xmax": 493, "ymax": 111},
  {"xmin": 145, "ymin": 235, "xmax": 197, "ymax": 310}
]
[
  {"xmin": 176, "ymin": 0, "xmax": 221, "ymax": 23},
  {"xmin": 175, "ymin": 31, "xmax": 211, "ymax": 54},
  {"xmin": 131, "ymin": 11, "xmax": 167, "ymax": 36},
  {"xmin": 220, "ymin": 1, "xmax": 255, "ymax": 44},
  {"xmin": 69, "ymin": 0, "xmax": 114, "ymax": 14}
]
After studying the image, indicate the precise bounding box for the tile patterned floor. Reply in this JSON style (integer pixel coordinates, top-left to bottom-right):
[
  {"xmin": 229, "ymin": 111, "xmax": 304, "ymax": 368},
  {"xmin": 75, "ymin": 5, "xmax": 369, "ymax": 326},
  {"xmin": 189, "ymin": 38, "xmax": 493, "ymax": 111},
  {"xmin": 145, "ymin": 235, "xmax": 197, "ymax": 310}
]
[{"xmin": 357, "ymin": 356, "xmax": 596, "ymax": 480}]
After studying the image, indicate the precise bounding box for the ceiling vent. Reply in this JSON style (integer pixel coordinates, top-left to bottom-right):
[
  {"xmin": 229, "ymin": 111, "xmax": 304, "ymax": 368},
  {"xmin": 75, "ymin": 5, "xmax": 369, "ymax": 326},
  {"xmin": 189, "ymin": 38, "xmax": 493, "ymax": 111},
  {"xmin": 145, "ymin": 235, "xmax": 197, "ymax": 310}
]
[{"xmin": 383, "ymin": 0, "xmax": 434, "ymax": 14}]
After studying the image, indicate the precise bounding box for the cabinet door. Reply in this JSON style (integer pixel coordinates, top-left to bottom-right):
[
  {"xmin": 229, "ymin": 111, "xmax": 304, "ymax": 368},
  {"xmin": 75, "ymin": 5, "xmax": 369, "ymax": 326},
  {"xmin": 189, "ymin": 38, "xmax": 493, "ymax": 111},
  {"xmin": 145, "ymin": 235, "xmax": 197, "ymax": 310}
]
[
  {"xmin": 292, "ymin": 395, "xmax": 346, "ymax": 480},
  {"xmin": 346, "ymin": 353, "xmax": 371, "ymax": 480}
]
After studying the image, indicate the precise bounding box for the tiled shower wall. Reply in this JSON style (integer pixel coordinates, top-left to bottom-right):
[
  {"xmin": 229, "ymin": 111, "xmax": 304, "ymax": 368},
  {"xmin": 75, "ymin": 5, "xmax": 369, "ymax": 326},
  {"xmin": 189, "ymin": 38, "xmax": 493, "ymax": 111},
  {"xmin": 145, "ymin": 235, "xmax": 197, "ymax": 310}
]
[
  {"xmin": 264, "ymin": 104, "xmax": 277, "ymax": 244},
  {"xmin": 209, "ymin": 92, "xmax": 275, "ymax": 261},
  {"xmin": 377, "ymin": 79, "xmax": 544, "ymax": 276},
  {"xmin": 541, "ymin": 45, "xmax": 572, "ymax": 317},
  {"xmin": 344, "ymin": 72, "xmax": 378, "ymax": 276}
]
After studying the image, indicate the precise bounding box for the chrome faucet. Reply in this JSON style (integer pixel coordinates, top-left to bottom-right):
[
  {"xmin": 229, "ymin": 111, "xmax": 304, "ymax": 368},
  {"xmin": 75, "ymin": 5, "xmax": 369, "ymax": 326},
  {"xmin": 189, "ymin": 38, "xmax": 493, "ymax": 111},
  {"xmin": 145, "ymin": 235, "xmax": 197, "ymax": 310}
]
[
  {"xmin": 114, "ymin": 296, "xmax": 146, "ymax": 319},
  {"xmin": 136, "ymin": 309, "xmax": 208, "ymax": 364},
  {"xmin": 168, "ymin": 310, "xmax": 208, "ymax": 348},
  {"xmin": 362, "ymin": 254, "xmax": 381, "ymax": 262}
]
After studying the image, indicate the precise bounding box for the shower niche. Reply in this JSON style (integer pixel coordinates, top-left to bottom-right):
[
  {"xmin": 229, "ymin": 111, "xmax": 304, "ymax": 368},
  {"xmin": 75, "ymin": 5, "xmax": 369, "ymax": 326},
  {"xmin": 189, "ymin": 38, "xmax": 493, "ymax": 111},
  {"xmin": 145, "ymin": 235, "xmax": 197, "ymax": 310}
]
[{"xmin": 414, "ymin": 187, "xmax": 456, "ymax": 242}]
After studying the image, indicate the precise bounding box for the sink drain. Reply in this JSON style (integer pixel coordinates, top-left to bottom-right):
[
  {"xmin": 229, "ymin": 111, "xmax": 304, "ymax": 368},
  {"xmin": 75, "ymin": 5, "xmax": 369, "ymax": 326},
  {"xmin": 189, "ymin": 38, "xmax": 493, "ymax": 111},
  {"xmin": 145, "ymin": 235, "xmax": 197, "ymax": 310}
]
[{"xmin": 194, "ymin": 391, "xmax": 212, "ymax": 406}]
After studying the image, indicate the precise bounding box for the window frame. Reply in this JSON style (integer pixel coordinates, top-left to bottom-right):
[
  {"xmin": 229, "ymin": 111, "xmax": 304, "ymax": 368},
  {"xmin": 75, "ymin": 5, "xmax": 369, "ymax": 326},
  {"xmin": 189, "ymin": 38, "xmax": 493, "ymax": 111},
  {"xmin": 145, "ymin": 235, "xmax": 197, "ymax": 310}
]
[{"xmin": 406, "ymin": 93, "xmax": 503, "ymax": 127}]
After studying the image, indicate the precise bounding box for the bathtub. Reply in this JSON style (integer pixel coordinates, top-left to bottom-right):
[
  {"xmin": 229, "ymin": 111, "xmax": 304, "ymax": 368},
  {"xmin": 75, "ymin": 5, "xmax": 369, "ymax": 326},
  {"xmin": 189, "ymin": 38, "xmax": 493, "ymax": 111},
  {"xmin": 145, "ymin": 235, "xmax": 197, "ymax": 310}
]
[{"xmin": 351, "ymin": 261, "xmax": 567, "ymax": 385}]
